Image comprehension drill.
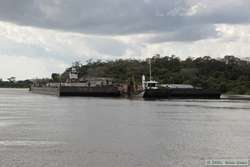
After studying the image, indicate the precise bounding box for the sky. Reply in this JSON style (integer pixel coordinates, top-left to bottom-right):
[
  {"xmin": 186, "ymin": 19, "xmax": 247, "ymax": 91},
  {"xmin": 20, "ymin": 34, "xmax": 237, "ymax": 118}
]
[{"xmin": 0, "ymin": 0, "xmax": 250, "ymax": 80}]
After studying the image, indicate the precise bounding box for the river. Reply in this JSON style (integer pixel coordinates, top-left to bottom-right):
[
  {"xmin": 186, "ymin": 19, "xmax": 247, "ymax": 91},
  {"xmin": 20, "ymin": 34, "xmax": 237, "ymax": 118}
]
[{"xmin": 0, "ymin": 88, "xmax": 250, "ymax": 167}]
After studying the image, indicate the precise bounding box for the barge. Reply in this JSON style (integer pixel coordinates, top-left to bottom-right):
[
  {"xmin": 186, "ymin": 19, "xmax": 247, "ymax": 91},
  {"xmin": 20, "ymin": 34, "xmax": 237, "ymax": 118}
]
[
  {"xmin": 30, "ymin": 85, "xmax": 122, "ymax": 97},
  {"xmin": 30, "ymin": 77, "xmax": 122, "ymax": 97},
  {"xmin": 142, "ymin": 78, "xmax": 221, "ymax": 99}
]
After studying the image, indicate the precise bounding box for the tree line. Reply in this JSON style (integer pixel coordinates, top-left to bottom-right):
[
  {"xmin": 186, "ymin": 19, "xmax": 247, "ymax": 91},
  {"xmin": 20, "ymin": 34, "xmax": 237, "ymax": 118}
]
[
  {"xmin": 54, "ymin": 55, "xmax": 250, "ymax": 95},
  {"xmin": 0, "ymin": 79, "xmax": 32, "ymax": 88}
]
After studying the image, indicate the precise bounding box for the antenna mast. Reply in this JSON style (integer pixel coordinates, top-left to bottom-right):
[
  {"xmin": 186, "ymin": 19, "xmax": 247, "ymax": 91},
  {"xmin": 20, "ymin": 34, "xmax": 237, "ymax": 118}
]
[{"xmin": 149, "ymin": 58, "xmax": 152, "ymax": 81}]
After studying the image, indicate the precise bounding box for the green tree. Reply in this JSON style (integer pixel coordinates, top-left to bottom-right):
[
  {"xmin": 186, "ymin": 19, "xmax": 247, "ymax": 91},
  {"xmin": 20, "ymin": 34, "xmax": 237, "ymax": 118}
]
[{"xmin": 51, "ymin": 73, "xmax": 60, "ymax": 82}]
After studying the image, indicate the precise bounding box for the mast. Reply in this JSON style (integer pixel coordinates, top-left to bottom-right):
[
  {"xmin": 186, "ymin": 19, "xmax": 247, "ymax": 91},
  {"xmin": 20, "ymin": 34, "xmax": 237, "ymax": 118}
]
[{"xmin": 149, "ymin": 58, "xmax": 152, "ymax": 81}]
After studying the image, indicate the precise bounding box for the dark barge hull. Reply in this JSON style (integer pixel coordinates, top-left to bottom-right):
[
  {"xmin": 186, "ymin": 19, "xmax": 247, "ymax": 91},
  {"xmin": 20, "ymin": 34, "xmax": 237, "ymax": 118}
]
[
  {"xmin": 143, "ymin": 88, "xmax": 221, "ymax": 99},
  {"xmin": 59, "ymin": 86, "xmax": 121, "ymax": 97},
  {"xmin": 30, "ymin": 86, "xmax": 122, "ymax": 97}
]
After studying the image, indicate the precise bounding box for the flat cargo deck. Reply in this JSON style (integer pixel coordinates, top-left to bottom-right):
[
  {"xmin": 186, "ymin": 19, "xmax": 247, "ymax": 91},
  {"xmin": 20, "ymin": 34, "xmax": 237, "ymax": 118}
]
[{"xmin": 30, "ymin": 86, "xmax": 122, "ymax": 97}]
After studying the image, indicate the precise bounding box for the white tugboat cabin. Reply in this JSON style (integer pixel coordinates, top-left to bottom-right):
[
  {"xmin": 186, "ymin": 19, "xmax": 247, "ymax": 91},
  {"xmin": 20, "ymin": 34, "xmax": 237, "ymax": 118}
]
[{"xmin": 142, "ymin": 75, "xmax": 159, "ymax": 90}]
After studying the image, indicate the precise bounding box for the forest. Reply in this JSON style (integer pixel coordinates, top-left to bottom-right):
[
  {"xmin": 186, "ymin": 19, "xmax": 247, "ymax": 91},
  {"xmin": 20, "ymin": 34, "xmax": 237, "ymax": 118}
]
[{"xmin": 58, "ymin": 55, "xmax": 250, "ymax": 95}]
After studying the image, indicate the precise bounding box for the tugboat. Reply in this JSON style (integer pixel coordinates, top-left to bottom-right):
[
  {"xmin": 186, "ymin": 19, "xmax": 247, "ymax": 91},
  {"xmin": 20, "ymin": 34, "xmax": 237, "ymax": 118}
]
[{"xmin": 142, "ymin": 59, "xmax": 221, "ymax": 99}]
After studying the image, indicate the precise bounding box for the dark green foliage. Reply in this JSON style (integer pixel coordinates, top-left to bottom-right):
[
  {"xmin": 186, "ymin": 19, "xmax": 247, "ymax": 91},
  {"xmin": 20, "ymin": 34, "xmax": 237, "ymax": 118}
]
[
  {"xmin": 61, "ymin": 55, "xmax": 250, "ymax": 95},
  {"xmin": 51, "ymin": 73, "xmax": 60, "ymax": 82},
  {"xmin": 0, "ymin": 80, "xmax": 32, "ymax": 88}
]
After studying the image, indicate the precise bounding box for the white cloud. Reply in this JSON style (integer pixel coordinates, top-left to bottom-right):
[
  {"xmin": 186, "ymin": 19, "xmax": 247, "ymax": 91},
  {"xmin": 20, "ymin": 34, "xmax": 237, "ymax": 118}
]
[
  {"xmin": 0, "ymin": 54, "xmax": 67, "ymax": 80},
  {"xmin": 0, "ymin": 21, "xmax": 134, "ymax": 79},
  {"xmin": 0, "ymin": 0, "xmax": 249, "ymax": 80},
  {"xmin": 186, "ymin": 2, "xmax": 206, "ymax": 16},
  {"xmin": 138, "ymin": 24, "xmax": 250, "ymax": 59},
  {"xmin": 1, "ymin": 21, "xmax": 250, "ymax": 80}
]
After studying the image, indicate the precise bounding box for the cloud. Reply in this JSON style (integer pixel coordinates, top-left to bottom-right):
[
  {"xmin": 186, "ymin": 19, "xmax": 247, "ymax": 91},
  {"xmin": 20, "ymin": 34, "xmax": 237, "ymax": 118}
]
[
  {"xmin": 0, "ymin": 21, "xmax": 130, "ymax": 60},
  {"xmin": 140, "ymin": 24, "xmax": 220, "ymax": 43},
  {"xmin": 0, "ymin": 0, "xmax": 249, "ymax": 79},
  {"xmin": 0, "ymin": 0, "xmax": 249, "ymax": 41},
  {"xmin": 0, "ymin": 54, "xmax": 67, "ymax": 80},
  {"xmin": 0, "ymin": 21, "xmax": 136, "ymax": 79}
]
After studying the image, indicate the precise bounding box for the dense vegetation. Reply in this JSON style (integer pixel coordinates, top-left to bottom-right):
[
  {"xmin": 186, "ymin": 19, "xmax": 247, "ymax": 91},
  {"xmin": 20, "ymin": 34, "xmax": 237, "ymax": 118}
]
[
  {"xmin": 60, "ymin": 55, "xmax": 250, "ymax": 95},
  {"xmin": 0, "ymin": 80, "xmax": 32, "ymax": 88}
]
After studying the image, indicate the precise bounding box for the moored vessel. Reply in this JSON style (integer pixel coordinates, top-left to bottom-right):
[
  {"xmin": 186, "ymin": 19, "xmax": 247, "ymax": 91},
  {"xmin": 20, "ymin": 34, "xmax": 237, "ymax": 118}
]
[
  {"xmin": 30, "ymin": 67, "xmax": 123, "ymax": 97},
  {"xmin": 142, "ymin": 80, "xmax": 221, "ymax": 99},
  {"xmin": 141, "ymin": 58, "xmax": 221, "ymax": 99}
]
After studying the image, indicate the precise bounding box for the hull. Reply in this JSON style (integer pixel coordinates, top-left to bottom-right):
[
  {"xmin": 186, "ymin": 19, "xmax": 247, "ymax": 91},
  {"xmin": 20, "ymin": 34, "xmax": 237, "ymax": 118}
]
[
  {"xmin": 59, "ymin": 86, "xmax": 121, "ymax": 97},
  {"xmin": 30, "ymin": 86, "xmax": 59, "ymax": 96},
  {"xmin": 143, "ymin": 88, "xmax": 221, "ymax": 99},
  {"xmin": 30, "ymin": 86, "xmax": 122, "ymax": 97}
]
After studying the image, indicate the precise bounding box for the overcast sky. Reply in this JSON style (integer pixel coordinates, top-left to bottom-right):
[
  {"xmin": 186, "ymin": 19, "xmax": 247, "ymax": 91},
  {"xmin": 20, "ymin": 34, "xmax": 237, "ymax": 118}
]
[{"xmin": 0, "ymin": 0, "xmax": 250, "ymax": 80}]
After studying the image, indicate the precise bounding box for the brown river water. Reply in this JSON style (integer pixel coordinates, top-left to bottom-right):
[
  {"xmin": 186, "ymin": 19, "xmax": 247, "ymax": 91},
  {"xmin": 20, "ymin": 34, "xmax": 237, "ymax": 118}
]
[{"xmin": 0, "ymin": 88, "xmax": 250, "ymax": 167}]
